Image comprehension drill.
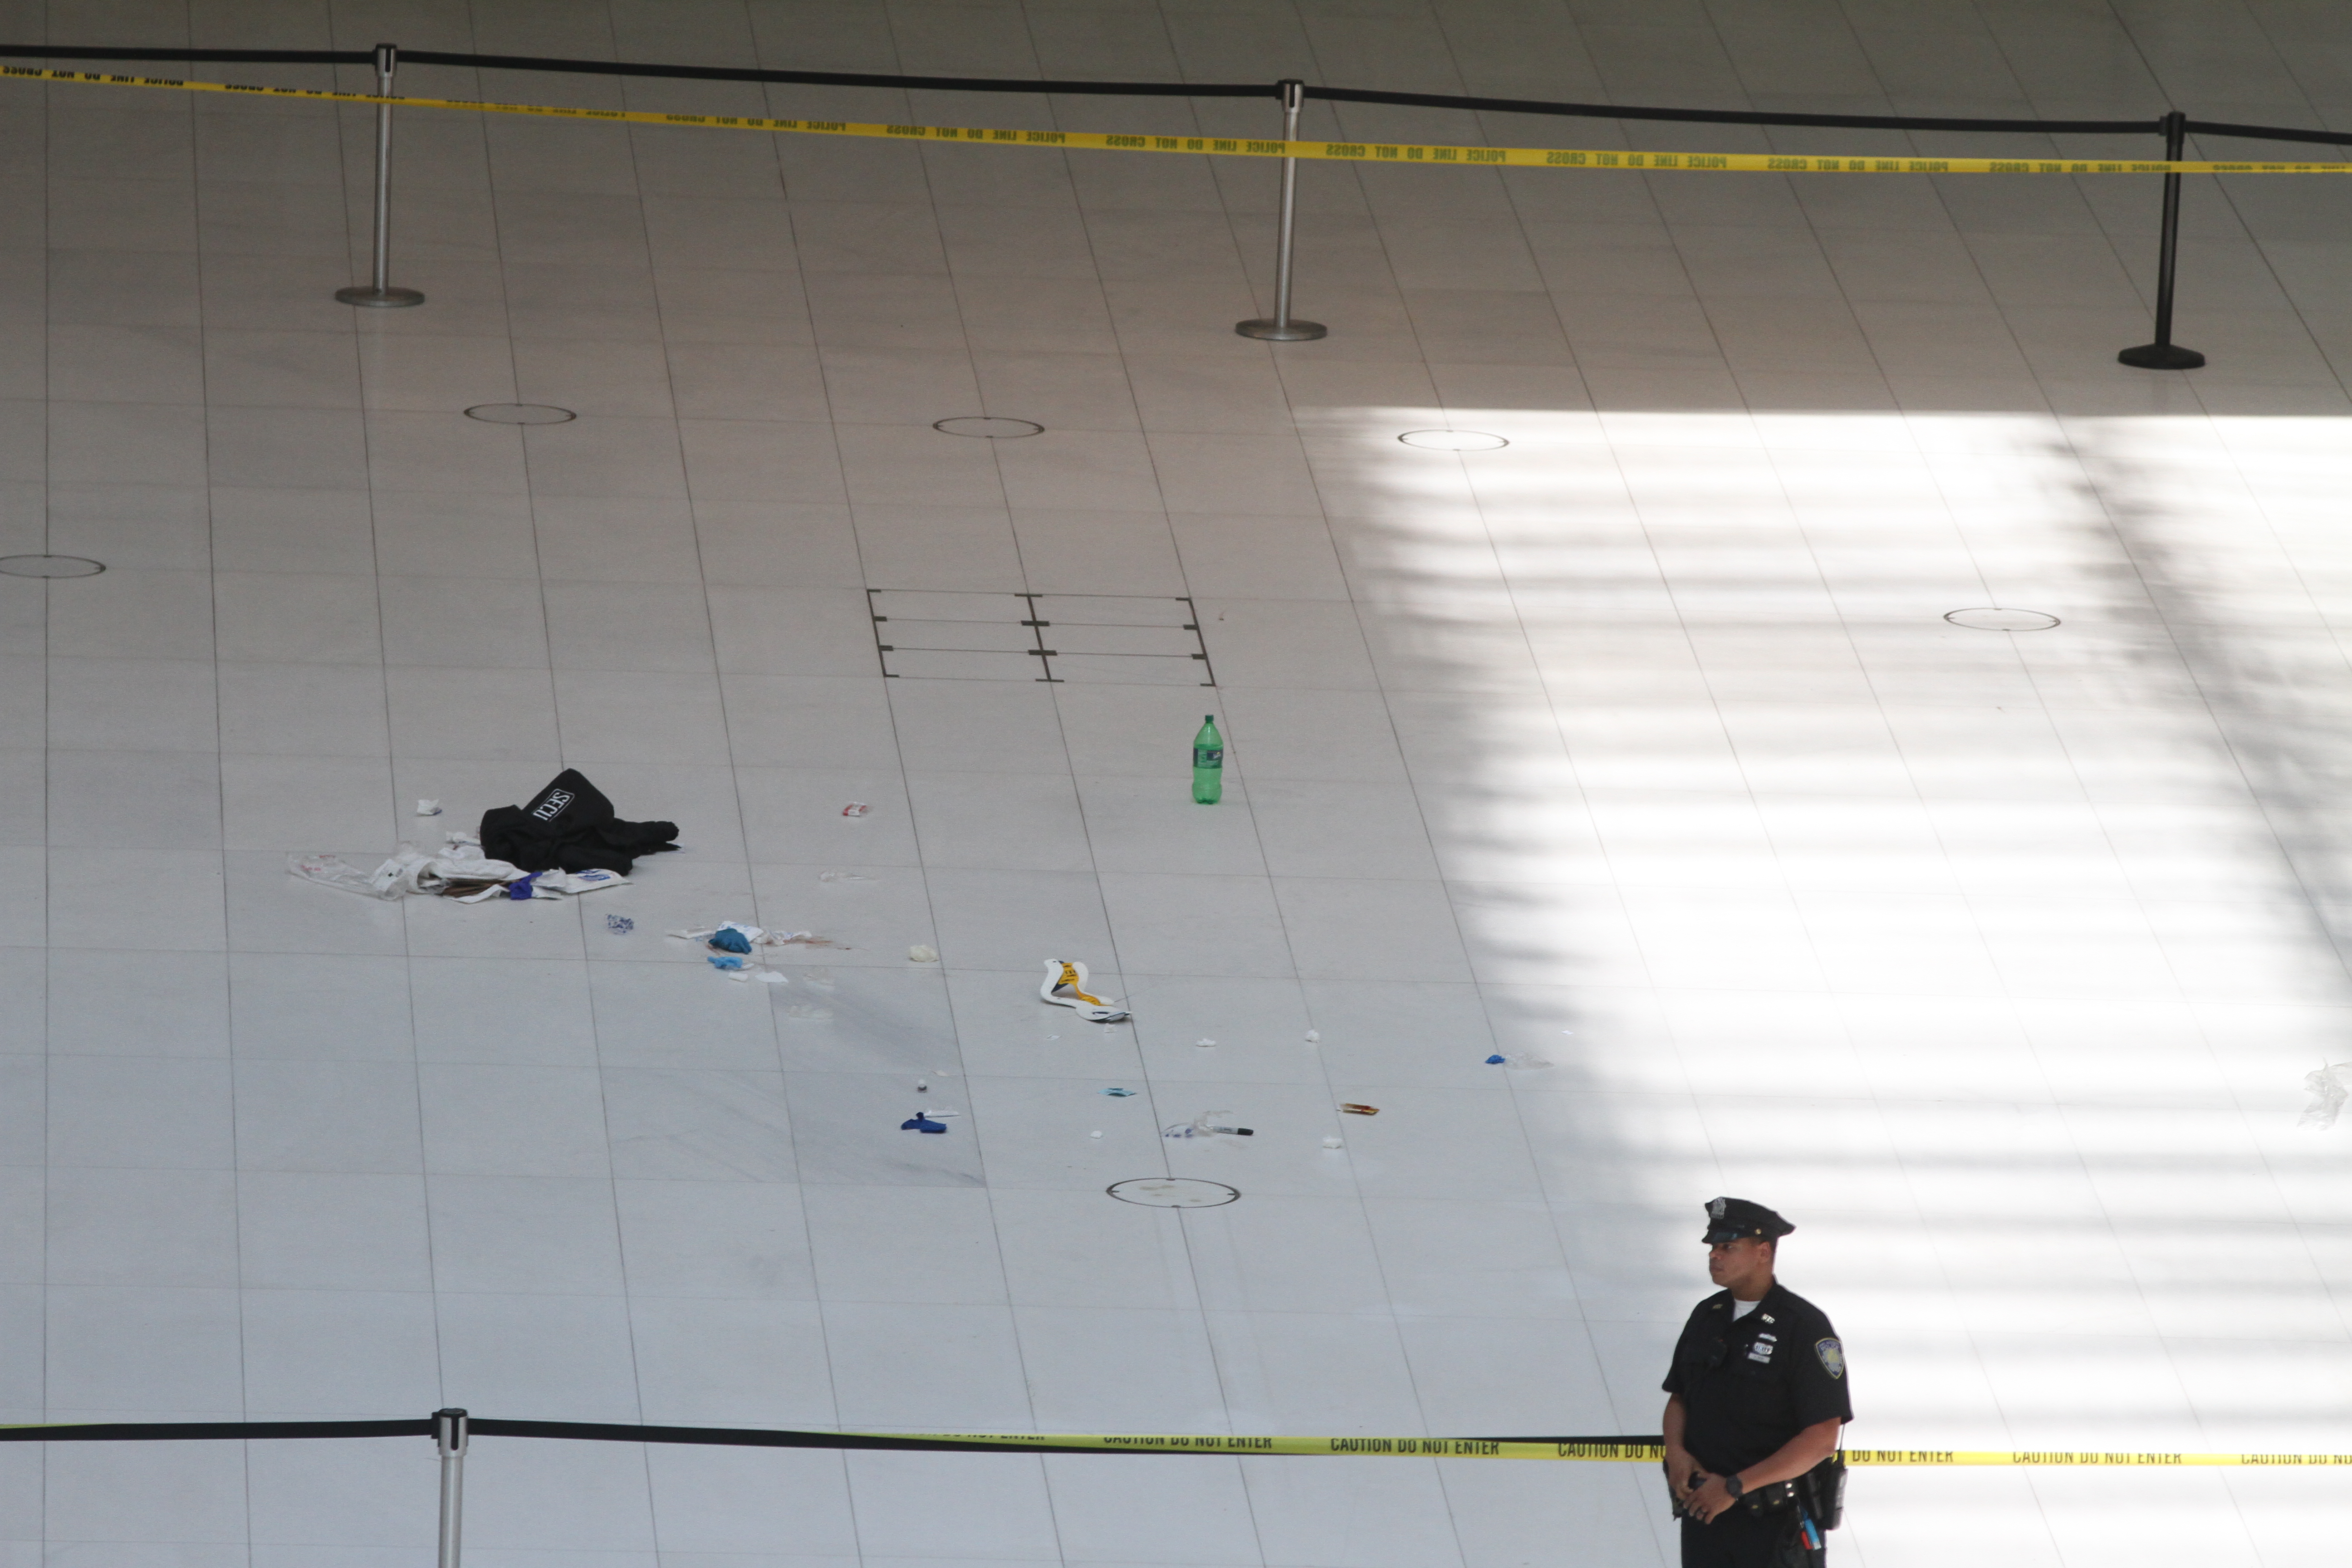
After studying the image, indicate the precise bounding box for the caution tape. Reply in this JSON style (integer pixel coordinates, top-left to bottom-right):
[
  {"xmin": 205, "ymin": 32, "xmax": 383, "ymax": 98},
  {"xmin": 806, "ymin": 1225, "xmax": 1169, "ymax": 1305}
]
[
  {"xmin": 7, "ymin": 64, "xmax": 2349, "ymax": 173},
  {"xmin": 3, "ymin": 1415, "xmax": 2350, "ymax": 1465},
  {"xmin": 858, "ymin": 1434, "xmax": 2352, "ymax": 1465}
]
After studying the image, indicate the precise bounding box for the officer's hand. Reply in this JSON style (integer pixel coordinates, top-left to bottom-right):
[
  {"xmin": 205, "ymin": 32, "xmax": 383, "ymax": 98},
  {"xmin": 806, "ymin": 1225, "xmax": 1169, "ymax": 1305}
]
[
  {"xmin": 1664, "ymin": 1446, "xmax": 1700, "ymax": 1504},
  {"xmin": 1685, "ymin": 1473, "xmax": 1738, "ymax": 1523}
]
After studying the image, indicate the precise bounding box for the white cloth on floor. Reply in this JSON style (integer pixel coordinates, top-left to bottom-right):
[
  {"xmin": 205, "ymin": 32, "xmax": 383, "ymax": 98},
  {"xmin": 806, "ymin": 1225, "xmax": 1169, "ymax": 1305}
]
[{"xmin": 288, "ymin": 836, "xmax": 629, "ymax": 901}]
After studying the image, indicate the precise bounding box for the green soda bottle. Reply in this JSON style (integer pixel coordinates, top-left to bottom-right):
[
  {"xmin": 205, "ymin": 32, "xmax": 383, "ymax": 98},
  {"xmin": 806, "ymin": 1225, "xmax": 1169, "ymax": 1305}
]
[{"xmin": 1192, "ymin": 715, "xmax": 1224, "ymax": 804}]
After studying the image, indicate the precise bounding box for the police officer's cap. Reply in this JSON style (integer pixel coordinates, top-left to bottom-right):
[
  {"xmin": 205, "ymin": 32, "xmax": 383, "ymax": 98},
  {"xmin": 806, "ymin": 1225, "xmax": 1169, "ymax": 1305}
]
[{"xmin": 1701, "ymin": 1196, "xmax": 1794, "ymax": 1244}]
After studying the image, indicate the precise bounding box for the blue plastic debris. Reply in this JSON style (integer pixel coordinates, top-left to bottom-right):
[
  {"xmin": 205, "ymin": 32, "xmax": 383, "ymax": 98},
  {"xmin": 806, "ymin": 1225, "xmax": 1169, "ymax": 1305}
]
[
  {"xmin": 708, "ymin": 927, "xmax": 754, "ymax": 954},
  {"xmin": 507, "ymin": 873, "xmax": 539, "ymax": 901},
  {"xmin": 605, "ymin": 914, "xmax": 634, "ymax": 935},
  {"xmin": 1101, "ymin": 1087, "xmax": 1136, "ymax": 1097},
  {"xmin": 1485, "ymin": 1054, "xmax": 1507, "ymax": 1064},
  {"xmin": 708, "ymin": 954, "xmax": 745, "ymax": 970},
  {"xmin": 901, "ymin": 1114, "xmax": 948, "ymax": 1133}
]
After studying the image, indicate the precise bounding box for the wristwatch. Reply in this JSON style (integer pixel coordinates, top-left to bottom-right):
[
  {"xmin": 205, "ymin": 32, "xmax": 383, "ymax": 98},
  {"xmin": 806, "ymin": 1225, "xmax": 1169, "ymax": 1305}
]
[{"xmin": 1723, "ymin": 1475, "xmax": 1745, "ymax": 1499}]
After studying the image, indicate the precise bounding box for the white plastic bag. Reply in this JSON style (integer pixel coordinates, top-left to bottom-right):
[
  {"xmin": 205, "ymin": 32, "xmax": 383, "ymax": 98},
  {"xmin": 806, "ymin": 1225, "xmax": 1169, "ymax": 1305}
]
[
  {"xmin": 536, "ymin": 867, "xmax": 628, "ymax": 896},
  {"xmin": 289, "ymin": 840, "xmax": 529, "ymax": 900},
  {"xmin": 2299, "ymin": 1063, "xmax": 2352, "ymax": 1128},
  {"xmin": 287, "ymin": 853, "xmax": 391, "ymax": 899}
]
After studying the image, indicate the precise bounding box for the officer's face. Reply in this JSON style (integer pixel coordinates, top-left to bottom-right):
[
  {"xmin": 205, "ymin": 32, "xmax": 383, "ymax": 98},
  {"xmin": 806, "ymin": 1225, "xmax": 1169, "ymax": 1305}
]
[{"xmin": 1706, "ymin": 1236, "xmax": 1774, "ymax": 1289}]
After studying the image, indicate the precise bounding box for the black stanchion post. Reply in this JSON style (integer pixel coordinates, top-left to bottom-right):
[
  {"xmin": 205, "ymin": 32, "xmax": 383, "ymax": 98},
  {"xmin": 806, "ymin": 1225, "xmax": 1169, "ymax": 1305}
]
[
  {"xmin": 2118, "ymin": 110, "xmax": 2203, "ymax": 369},
  {"xmin": 435, "ymin": 1408, "xmax": 469, "ymax": 1568}
]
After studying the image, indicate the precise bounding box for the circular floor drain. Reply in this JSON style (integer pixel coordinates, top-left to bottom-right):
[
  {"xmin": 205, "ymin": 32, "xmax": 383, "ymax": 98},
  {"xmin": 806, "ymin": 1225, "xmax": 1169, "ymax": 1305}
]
[
  {"xmin": 1945, "ymin": 607, "xmax": 2060, "ymax": 631},
  {"xmin": 1399, "ymin": 429, "xmax": 1508, "ymax": 451},
  {"xmin": 935, "ymin": 416, "xmax": 1044, "ymax": 438},
  {"xmin": 0, "ymin": 555, "xmax": 104, "ymax": 578},
  {"xmin": 1107, "ymin": 1177, "xmax": 1239, "ymax": 1208},
  {"xmin": 465, "ymin": 403, "xmax": 577, "ymax": 425}
]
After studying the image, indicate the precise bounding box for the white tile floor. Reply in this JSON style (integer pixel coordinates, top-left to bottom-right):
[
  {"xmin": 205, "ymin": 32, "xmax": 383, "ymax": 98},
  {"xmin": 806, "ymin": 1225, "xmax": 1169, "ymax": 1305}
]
[{"xmin": 8, "ymin": 0, "xmax": 2352, "ymax": 1563}]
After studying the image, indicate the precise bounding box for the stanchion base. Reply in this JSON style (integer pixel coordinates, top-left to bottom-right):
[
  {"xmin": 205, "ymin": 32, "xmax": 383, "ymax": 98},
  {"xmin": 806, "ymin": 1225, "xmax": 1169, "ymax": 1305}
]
[
  {"xmin": 1236, "ymin": 318, "xmax": 1327, "ymax": 342},
  {"xmin": 337, "ymin": 285, "xmax": 426, "ymax": 309},
  {"xmin": 2117, "ymin": 342, "xmax": 2204, "ymax": 370}
]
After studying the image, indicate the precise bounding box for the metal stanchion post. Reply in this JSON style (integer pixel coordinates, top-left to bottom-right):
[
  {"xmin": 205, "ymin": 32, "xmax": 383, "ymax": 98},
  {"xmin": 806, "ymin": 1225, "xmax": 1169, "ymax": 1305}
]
[
  {"xmin": 435, "ymin": 1407, "xmax": 469, "ymax": 1568},
  {"xmin": 338, "ymin": 42, "xmax": 425, "ymax": 308},
  {"xmin": 1235, "ymin": 79, "xmax": 1325, "ymax": 342},
  {"xmin": 2117, "ymin": 110, "xmax": 2201, "ymax": 369}
]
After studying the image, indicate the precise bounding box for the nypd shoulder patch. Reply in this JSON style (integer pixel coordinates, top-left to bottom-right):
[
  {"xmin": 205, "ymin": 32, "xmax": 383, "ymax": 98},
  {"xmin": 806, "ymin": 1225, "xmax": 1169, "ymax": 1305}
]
[{"xmin": 1815, "ymin": 1338, "xmax": 1844, "ymax": 1380}]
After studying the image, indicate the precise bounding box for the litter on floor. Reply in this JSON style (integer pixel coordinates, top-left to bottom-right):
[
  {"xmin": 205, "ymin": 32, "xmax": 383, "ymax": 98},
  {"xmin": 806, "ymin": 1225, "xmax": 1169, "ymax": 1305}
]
[
  {"xmin": 288, "ymin": 833, "xmax": 632, "ymax": 902},
  {"xmin": 1040, "ymin": 959, "xmax": 1130, "ymax": 1022},
  {"xmin": 480, "ymin": 769, "xmax": 679, "ymax": 874},
  {"xmin": 288, "ymin": 768, "xmax": 674, "ymax": 903}
]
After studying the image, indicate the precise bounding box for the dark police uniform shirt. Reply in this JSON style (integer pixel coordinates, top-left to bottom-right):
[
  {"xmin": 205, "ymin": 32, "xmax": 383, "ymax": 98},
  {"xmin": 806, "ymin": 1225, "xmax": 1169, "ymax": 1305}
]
[{"xmin": 1662, "ymin": 1283, "xmax": 1852, "ymax": 1475}]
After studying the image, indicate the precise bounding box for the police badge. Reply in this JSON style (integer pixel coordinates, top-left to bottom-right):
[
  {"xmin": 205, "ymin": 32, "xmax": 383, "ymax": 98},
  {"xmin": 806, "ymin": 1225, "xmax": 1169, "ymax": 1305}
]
[{"xmin": 1815, "ymin": 1338, "xmax": 1845, "ymax": 1379}]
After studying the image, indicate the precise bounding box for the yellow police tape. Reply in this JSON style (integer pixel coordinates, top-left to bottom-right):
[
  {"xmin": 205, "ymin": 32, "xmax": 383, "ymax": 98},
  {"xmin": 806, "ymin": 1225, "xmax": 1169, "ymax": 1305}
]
[
  {"xmin": 8, "ymin": 64, "xmax": 2351, "ymax": 174},
  {"xmin": 876, "ymin": 1434, "xmax": 2352, "ymax": 1466},
  {"xmin": 3, "ymin": 1415, "xmax": 2347, "ymax": 1464}
]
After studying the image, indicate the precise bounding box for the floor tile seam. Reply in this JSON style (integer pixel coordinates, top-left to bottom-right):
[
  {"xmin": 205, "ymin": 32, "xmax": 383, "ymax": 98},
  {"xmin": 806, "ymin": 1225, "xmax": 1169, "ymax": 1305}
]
[
  {"xmin": 1056, "ymin": 4, "xmax": 1416, "ymax": 1499},
  {"xmin": 2232, "ymin": 3, "xmax": 2352, "ymax": 158},
  {"xmin": 1875, "ymin": 1130, "xmax": 2043, "ymax": 1401},
  {"xmin": 1993, "ymin": 430, "xmax": 2350, "ymax": 1022},
  {"xmin": 1877, "ymin": 836, "xmax": 2164, "ymax": 1456},
  {"xmin": 737, "ymin": 2, "xmax": 953, "ymax": 1472},
  {"xmin": 1275, "ymin": 7, "xmax": 1568, "ymax": 1502},
  {"xmin": 1426, "ymin": 213, "xmax": 1695, "ymax": 1509},
  {"xmin": 377, "ymin": 17, "xmax": 514, "ymax": 1427},
  {"xmin": 166, "ymin": 65, "xmax": 269, "ymax": 1447},
  {"xmin": 2171, "ymin": 184, "xmax": 2352, "ymax": 413},
  {"xmin": 1468, "ymin": 96, "xmax": 1828, "ymax": 1028},
  {"xmin": 19, "ymin": 215, "xmax": 39, "ymax": 1431},
  {"xmin": 1248, "ymin": 372, "xmax": 1485, "ymax": 1023},
  {"xmin": 1453, "ymin": 320, "xmax": 1709, "ymax": 1062},
  {"xmin": 1691, "ymin": 422, "xmax": 2023, "ymax": 1008},
  {"xmin": 797, "ymin": 0, "xmax": 1088, "ymax": 1524},
  {"xmin": 898, "ymin": 42, "xmax": 1175, "ymax": 1500},
  {"xmin": 1975, "ymin": 6, "xmax": 2288, "ymax": 416},
  {"xmin": 2030, "ymin": 1011, "xmax": 2277, "ymax": 1498},
  {"xmin": 1846, "ymin": 410, "xmax": 2077, "ymax": 925},
  {"xmin": 2019, "ymin": 437, "xmax": 2352, "ymax": 967},
  {"xmin": 979, "ymin": 7, "xmax": 1266, "ymax": 1298},
  {"xmin": 1439, "ymin": 179, "xmax": 1740, "ymax": 1405},
  {"xmin": 1648, "ymin": 20, "xmax": 1946, "ymax": 433},
  {"xmin": 2001, "ymin": 438, "xmax": 2352, "ymax": 1315}
]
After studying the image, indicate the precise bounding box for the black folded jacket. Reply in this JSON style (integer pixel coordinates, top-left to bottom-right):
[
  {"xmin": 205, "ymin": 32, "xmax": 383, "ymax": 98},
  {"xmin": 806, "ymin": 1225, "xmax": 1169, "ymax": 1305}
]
[{"xmin": 479, "ymin": 769, "xmax": 680, "ymax": 875}]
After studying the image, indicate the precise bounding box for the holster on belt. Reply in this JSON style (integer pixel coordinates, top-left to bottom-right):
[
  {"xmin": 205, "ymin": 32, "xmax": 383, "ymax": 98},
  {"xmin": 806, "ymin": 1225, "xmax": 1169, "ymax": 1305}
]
[
  {"xmin": 1793, "ymin": 1452, "xmax": 1846, "ymax": 1530},
  {"xmin": 1661, "ymin": 1452, "xmax": 1844, "ymax": 1531}
]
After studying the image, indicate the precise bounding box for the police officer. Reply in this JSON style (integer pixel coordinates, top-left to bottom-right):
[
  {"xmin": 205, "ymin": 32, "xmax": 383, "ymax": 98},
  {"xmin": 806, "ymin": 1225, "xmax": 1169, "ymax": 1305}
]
[{"xmin": 1661, "ymin": 1198, "xmax": 1850, "ymax": 1568}]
